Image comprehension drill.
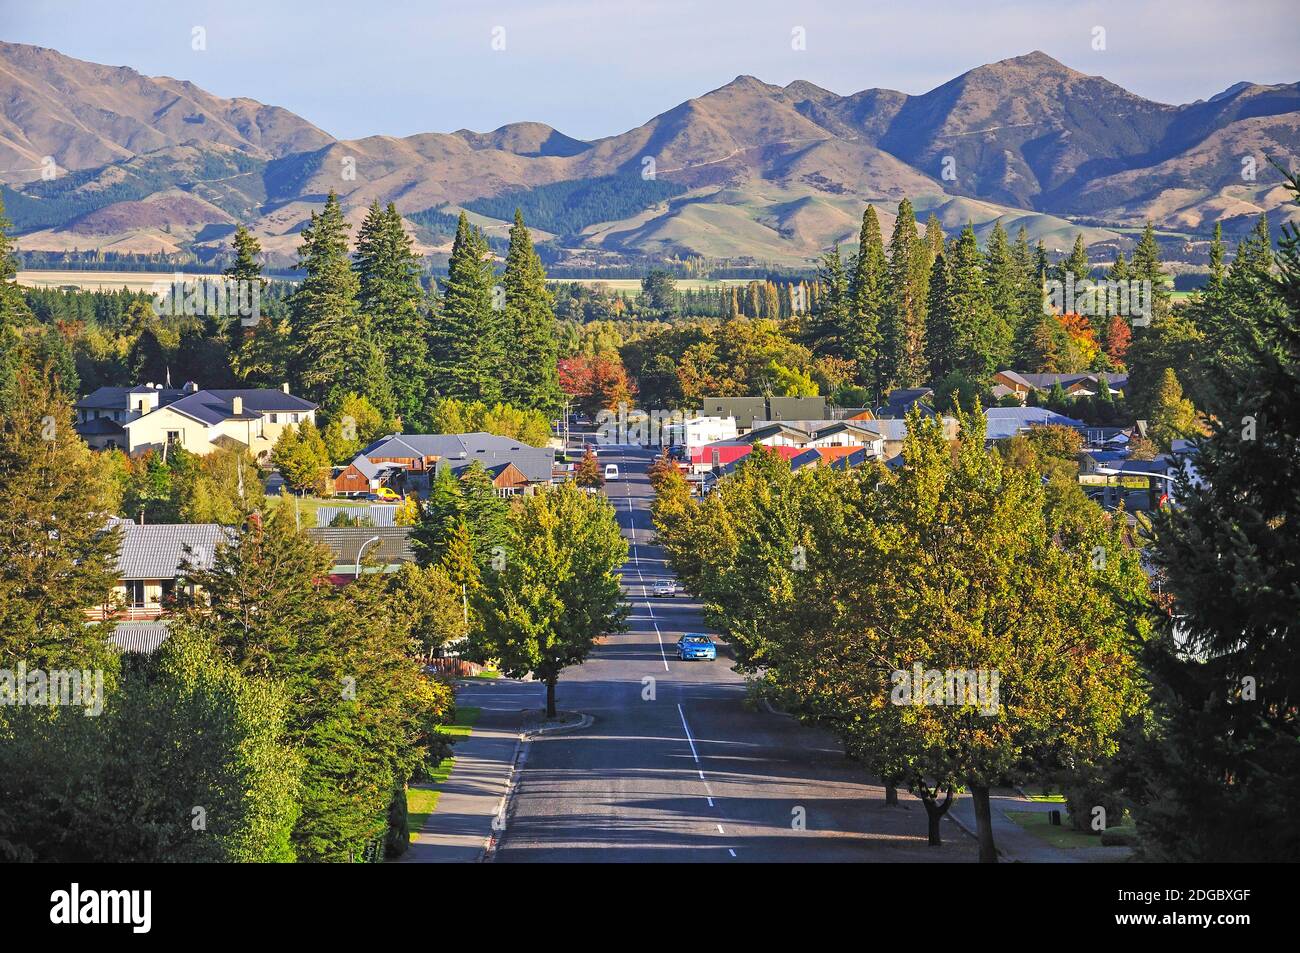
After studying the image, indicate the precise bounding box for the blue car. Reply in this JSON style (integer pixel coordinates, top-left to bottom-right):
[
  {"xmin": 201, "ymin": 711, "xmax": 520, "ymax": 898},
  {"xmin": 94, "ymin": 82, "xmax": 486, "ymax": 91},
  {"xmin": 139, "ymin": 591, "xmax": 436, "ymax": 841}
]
[{"xmin": 676, "ymin": 634, "xmax": 717, "ymax": 661}]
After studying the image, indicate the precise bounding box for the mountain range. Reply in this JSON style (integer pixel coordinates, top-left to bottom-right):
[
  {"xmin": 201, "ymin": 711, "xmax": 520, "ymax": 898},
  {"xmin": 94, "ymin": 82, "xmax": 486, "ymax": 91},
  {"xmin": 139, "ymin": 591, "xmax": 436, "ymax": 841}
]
[{"xmin": 2, "ymin": 40, "xmax": 1297, "ymax": 269}]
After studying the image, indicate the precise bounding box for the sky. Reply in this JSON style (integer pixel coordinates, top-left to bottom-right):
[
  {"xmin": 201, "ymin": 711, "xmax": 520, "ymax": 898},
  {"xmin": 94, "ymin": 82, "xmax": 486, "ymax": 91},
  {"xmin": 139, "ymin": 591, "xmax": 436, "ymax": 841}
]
[{"xmin": 3, "ymin": 0, "xmax": 1298, "ymax": 142}]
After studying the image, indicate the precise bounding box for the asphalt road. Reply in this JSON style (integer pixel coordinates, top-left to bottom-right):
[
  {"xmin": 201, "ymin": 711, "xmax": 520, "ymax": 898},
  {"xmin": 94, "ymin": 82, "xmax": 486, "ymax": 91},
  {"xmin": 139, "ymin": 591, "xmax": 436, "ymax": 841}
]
[{"xmin": 495, "ymin": 443, "xmax": 977, "ymax": 862}]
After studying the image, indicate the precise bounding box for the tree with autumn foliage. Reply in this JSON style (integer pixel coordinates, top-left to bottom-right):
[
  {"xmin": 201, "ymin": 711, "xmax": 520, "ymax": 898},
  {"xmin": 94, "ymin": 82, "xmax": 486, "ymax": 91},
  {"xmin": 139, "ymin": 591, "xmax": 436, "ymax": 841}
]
[
  {"xmin": 573, "ymin": 448, "xmax": 604, "ymax": 488},
  {"xmin": 1103, "ymin": 315, "xmax": 1132, "ymax": 367},
  {"xmin": 658, "ymin": 406, "xmax": 1151, "ymax": 861},
  {"xmin": 558, "ymin": 353, "xmax": 635, "ymax": 417}
]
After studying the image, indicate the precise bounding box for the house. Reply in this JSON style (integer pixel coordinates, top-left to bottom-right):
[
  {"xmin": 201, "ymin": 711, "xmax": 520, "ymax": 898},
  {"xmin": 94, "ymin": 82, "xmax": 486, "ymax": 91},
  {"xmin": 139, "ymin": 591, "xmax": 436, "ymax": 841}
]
[
  {"xmin": 992, "ymin": 371, "xmax": 1128, "ymax": 401},
  {"xmin": 661, "ymin": 415, "xmax": 738, "ymax": 450},
  {"xmin": 316, "ymin": 504, "xmax": 399, "ymax": 528},
  {"xmin": 874, "ymin": 387, "xmax": 936, "ymax": 419},
  {"xmin": 333, "ymin": 456, "xmax": 406, "ymax": 496},
  {"xmin": 94, "ymin": 521, "xmax": 229, "ymax": 621},
  {"xmin": 984, "ymin": 407, "xmax": 1086, "ymax": 442},
  {"xmin": 122, "ymin": 384, "xmax": 317, "ymax": 461},
  {"xmin": 74, "ymin": 382, "xmax": 193, "ymax": 450},
  {"xmin": 700, "ymin": 396, "xmax": 826, "ymax": 432},
  {"xmin": 699, "ymin": 397, "xmax": 769, "ymax": 431},
  {"xmin": 360, "ymin": 432, "xmax": 554, "ymax": 494},
  {"xmin": 689, "ymin": 419, "xmax": 886, "ymax": 472},
  {"xmin": 306, "ymin": 525, "xmax": 415, "ymax": 583}
]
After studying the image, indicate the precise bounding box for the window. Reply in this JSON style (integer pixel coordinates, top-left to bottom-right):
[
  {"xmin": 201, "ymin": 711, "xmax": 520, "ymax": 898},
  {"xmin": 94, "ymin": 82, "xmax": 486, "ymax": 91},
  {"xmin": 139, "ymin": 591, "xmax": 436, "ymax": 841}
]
[
  {"xmin": 269, "ymin": 413, "xmax": 278, "ymax": 424},
  {"xmin": 290, "ymin": 413, "xmax": 300, "ymax": 424},
  {"xmin": 166, "ymin": 430, "xmax": 181, "ymax": 445},
  {"xmin": 126, "ymin": 580, "xmax": 145, "ymax": 608}
]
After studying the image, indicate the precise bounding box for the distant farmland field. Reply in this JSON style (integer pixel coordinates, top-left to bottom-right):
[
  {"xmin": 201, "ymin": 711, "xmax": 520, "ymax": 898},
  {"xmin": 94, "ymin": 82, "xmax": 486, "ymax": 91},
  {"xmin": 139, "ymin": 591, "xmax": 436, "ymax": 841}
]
[
  {"xmin": 16, "ymin": 270, "xmax": 223, "ymax": 292},
  {"xmin": 545, "ymin": 277, "xmax": 759, "ymax": 296}
]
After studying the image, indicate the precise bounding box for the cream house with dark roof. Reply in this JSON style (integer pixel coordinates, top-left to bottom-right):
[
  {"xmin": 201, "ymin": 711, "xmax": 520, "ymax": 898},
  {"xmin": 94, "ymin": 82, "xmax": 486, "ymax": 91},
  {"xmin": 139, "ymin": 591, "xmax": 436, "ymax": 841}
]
[{"xmin": 122, "ymin": 385, "xmax": 317, "ymax": 461}]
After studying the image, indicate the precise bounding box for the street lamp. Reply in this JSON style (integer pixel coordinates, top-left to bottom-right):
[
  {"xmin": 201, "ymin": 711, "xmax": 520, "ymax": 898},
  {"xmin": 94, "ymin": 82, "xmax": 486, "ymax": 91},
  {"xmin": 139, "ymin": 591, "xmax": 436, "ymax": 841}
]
[{"xmin": 355, "ymin": 534, "xmax": 382, "ymax": 578}]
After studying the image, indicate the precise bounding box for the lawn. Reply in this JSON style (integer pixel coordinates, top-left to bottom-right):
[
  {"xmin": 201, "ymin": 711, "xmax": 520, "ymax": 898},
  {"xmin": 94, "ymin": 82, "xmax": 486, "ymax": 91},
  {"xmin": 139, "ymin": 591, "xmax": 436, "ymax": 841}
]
[
  {"xmin": 406, "ymin": 706, "xmax": 481, "ymax": 840},
  {"xmin": 266, "ymin": 493, "xmax": 369, "ymax": 528},
  {"xmin": 1007, "ymin": 809, "xmax": 1136, "ymax": 850}
]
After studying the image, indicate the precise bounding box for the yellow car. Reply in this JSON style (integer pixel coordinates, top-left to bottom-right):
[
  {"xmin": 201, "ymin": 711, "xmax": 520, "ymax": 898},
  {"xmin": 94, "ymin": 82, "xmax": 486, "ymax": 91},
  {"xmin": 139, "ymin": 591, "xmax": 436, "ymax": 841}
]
[{"xmin": 374, "ymin": 487, "xmax": 402, "ymax": 502}]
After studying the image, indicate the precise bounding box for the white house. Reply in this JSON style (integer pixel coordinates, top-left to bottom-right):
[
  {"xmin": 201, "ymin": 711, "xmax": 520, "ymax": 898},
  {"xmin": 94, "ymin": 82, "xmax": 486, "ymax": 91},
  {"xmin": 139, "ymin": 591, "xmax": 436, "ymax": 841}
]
[
  {"xmin": 122, "ymin": 385, "xmax": 317, "ymax": 461},
  {"xmin": 663, "ymin": 415, "xmax": 738, "ymax": 450}
]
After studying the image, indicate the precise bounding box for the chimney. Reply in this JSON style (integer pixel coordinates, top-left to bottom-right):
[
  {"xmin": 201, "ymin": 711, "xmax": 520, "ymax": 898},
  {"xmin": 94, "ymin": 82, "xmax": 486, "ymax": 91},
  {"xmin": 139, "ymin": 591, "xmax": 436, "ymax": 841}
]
[
  {"xmin": 232, "ymin": 396, "xmax": 243, "ymax": 416},
  {"xmin": 282, "ymin": 382, "xmax": 290, "ymax": 394}
]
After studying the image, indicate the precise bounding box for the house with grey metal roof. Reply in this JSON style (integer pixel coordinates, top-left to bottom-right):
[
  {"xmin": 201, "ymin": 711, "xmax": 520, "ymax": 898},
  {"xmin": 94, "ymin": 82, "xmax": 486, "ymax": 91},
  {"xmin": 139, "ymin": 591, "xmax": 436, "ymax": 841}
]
[
  {"xmin": 307, "ymin": 526, "xmax": 416, "ymax": 580},
  {"xmin": 121, "ymin": 384, "xmax": 316, "ymax": 461},
  {"xmin": 984, "ymin": 407, "xmax": 1086, "ymax": 442},
  {"xmin": 91, "ymin": 522, "xmax": 231, "ymax": 622},
  {"xmin": 316, "ymin": 504, "xmax": 399, "ymax": 528},
  {"xmin": 74, "ymin": 382, "xmax": 192, "ymax": 449},
  {"xmin": 358, "ymin": 432, "xmax": 555, "ymax": 492}
]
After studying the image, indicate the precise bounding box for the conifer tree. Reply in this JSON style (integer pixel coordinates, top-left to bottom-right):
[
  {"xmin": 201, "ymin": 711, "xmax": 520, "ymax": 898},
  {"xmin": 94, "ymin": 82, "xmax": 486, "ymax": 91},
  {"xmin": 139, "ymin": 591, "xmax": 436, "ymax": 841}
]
[
  {"xmin": 985, "ymin": 221, "xmax": 1025, "ymax": 357},
  {"xmin": 1138, "ymin": 171, "xmax": 1300, "ymax": 862},
  {"xmin": 946, "ymin": 224, "xmax": 1004, "ymax": 378},
  {"xmin": 1057, "ymin": 233, "xmax": 1092, "ymax": 284},
  {"xmin": 1207, "ymin": 222, "xmax": 1226, "ymax": 289},
  {"xmin": 430, "ymin": 213, "xmax": 502, "ymax": 403},
  {"xmin": 355, "ymin": 202, "xmax": 430, "ymax": 428},
  {"xmin": 500, "ymin": 210, "xmax": 562, "ymax": 414},
  {"xmin": 0, "ymin": 369, "xmax": 119, "ymax": 671},
  {"xmin": 924, "ymin": 245, "xmax": 954, "ymax": 382},
  {"xmin": 289, "ymin": 192, "xmax": 377, "ymax": 411},
  {"xmin": 1012, "ymin": 226, "xmax": 1040, "ymax": 329},
  {"xmin": 222, "ymin": 224, "xmax": 266, "ymax": 356},
  {"xmin": 806, "ymin": 246, "xmax": 849, "ymax": 358},
  {"xmin": 883, "ymin": 199, "xmax": 928, "ymax": 387},
  {"xmin": 1131, "ymin": 222, "xmax": 1170, "ymax": 321},
  {"xmin": 847, "ymin": 206, "xmax": 888, "ymax": 400},
  {"xmin": 0, "ymin": 195, "xmax": 29, "ymax": 396}
]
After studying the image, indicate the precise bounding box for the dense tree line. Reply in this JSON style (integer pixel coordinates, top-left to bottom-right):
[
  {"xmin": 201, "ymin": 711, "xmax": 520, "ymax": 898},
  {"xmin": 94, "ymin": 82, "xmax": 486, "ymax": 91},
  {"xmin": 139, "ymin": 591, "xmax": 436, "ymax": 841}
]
[{"xmin": 463, "ymin": 173, "xmax": 687, "ymax": 239}]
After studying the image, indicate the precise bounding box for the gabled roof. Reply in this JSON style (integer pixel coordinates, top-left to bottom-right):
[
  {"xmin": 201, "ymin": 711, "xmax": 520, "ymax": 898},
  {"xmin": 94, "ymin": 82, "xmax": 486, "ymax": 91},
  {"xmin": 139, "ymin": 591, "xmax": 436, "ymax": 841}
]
[
  {"xmin": 887, "ymin": 387, "xmax": 933, "ymax": 404},
  {"xmin": 124, "ymin": 389, "xmax": 316, "ymax": 428},
  {"xmin": 984, "ymin": 407, "xmax": 1085, "ymax": 441},
  {"xmin": 74, "ymin": 418, "xmax": 126, "ymax": 436},
  {"xmin": 788, "ymin": 449, "xmax": 822, "ymax": 471},
  {"xmin": 114, "ymin": 523, "xmax": 232, "ymax": 580},
  {"xmin": 347, "ymin": 455, "xmax": 382, "ymax": 480},
  {"xmin": 440, "ymin": 446, "xmax": 554, "ymax": 484},
  {"xmin": 75, "ymin": 385, "xmax": 186, "ymax": 410},
  {"xmin": 744, "ymin": 422, "xmax": 813, "ymax": 444}
]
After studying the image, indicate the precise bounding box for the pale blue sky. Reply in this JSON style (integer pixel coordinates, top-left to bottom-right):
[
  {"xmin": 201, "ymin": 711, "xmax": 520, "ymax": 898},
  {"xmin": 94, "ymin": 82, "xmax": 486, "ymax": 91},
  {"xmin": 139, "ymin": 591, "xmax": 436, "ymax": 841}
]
[{"xmin": 3, "ymin": 0, "xmax": 1297, "ymax": 142}]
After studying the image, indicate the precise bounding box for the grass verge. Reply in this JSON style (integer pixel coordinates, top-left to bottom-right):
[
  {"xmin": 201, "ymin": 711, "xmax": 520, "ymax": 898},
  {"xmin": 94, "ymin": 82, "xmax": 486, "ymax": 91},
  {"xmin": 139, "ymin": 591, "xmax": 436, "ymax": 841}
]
[
  {"xmin": 406, "ymin": 706, "xmax": 482, "ymax": 839},
  {"xmin": 1007, "ymin": 809, "xmax": 1135, "ymax": 849}
]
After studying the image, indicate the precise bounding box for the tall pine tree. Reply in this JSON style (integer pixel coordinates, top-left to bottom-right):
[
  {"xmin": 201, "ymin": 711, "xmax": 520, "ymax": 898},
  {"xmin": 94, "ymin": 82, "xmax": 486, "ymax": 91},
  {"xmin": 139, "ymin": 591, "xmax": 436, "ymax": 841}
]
[
  {"xmin": 355, "ymin": 202, "xmax": 430, "ymax": 428},
  {"xmin": 500, "ymin": 209, "xmax": 562, "ymax": 414},
  {"xmin": 847, "ymin": 206, "xmax": 888, "ymax": 402},
  {"xmin": 289, "ymin": 192, "xmax": 378, "ymax": 411},
  {"xmin": 430, "ymin": 213, "xmax": 502, "ymax": 403}
]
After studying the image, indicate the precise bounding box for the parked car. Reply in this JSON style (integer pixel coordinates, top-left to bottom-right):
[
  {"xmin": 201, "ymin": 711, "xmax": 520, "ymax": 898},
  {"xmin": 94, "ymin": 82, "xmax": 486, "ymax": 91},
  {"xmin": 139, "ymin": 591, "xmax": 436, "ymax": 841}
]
[
  {"xmin": 373, "ymin": 487, "xmax": 401, "ymax": 502},
  {"xmin": 676, "ymin": 634, "xmax": 717, "ymax": 661},
  {"xmin": 604, "ymin": 463, "xmax": 619, "ymax": 481},
  {"xmin": 653, "ymin": 580, "xmax": 677, "ymax": 597}
]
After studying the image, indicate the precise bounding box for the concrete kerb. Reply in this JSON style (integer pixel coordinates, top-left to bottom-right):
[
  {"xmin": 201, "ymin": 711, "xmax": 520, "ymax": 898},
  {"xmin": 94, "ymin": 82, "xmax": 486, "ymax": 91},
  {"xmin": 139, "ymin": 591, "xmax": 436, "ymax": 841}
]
[{"xmin": 479, "ymin": 711, "xmax": 595, "ymax": 862}]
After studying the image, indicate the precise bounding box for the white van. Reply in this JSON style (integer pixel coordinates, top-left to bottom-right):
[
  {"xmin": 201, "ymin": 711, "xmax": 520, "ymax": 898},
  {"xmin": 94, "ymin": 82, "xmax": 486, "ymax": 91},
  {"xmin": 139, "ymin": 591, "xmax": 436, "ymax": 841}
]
[{"xmin": 604, "ymin": 463, "xmax": 619, "ymax": 481}]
